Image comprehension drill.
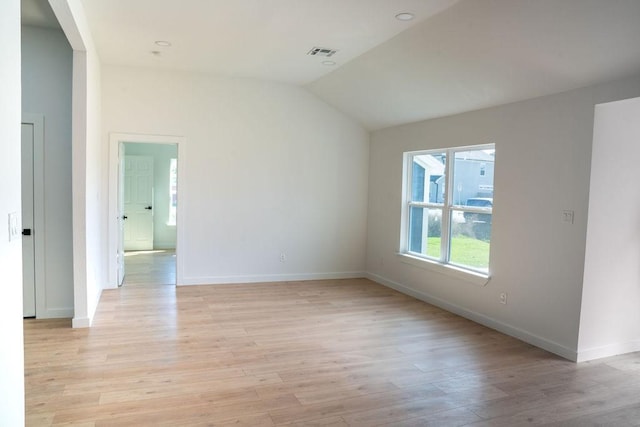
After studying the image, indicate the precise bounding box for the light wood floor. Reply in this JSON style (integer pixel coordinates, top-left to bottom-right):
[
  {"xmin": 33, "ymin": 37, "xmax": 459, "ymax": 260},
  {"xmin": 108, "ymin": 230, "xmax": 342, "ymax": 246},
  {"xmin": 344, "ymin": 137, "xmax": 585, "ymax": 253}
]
[
  {"xmin": 24, "ymin": 279, "xmax": 640, "ymax": 426},
  {"xmin": 123, "ymin": 250, "xmax": 176, "ymax": 286}
]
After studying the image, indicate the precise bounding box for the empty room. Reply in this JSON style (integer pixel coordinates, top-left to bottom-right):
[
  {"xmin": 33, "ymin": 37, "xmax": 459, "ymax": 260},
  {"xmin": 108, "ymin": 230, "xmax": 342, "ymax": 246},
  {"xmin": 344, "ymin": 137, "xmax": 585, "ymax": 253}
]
[{"xmin": 3, "ymin": 0, "xmax": 640, "ymax": 425}]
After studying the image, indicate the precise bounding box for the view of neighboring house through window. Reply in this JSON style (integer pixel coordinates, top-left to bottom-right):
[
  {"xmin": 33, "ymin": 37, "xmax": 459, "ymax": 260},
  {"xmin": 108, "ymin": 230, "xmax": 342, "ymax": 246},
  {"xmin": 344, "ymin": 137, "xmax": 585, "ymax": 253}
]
[
  {"xmin": 168, "ymin": 158, "xmax": 177, "ymax": 226},
  {"xmin": 403, "ymin": 144, "xmax": 495, "ymax": 274}
]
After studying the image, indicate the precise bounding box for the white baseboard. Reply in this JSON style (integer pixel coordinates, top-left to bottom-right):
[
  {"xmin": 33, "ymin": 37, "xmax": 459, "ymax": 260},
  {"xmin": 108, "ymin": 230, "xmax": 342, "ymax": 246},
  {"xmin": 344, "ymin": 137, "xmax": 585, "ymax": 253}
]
[
  {"xmin": 71, "ymin": 316, "xmax": 91, "ymax": 328},
  {"xmin": 71, "ymin": 287, "xmax": 100, "ymax": 328},
  {"xmin": 103, "ymin": 281, "xmax": 118, "ymax": 290},
  {"xmin": 577, "ymin": 341, "xmax": 640, "ymax": 362},
  {"xmin": 180, "ymin": 271, "xmax": 365, "ymax": 286},
  {"xmin": 366, "ymin": 272, "xmax": 578, "ymax": 362},
  {"xmin": 153, "ymin": 243, "xmax": 176, "ymax": 250},
  {"xmin": 38, "ymin": 308, "xmax": 74, "ymax": 320}
]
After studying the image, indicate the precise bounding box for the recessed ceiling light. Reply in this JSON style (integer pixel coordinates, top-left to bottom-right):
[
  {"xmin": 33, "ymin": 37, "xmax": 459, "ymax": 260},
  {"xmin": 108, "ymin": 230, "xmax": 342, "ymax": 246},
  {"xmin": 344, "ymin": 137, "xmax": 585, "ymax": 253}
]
[
  {"xmin": 322, "ymin": 60, "xmax": 336, "ymax": 66},
  {"xmin": 155, "ymin": 40, "xmax": 171, "ymax": 47},
  {"xmin": 395, "ymin": 12, "xmax": 415, "ymax": 21}
]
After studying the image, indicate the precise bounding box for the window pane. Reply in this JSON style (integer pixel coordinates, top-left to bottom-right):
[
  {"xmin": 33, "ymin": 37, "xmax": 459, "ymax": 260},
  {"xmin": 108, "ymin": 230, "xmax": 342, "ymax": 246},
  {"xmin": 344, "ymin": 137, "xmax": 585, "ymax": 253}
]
[
  {"xmin": 411, "ymin": 152, "xmax": 446, "ymax": 203},
  {"xmin": 408, "ymin": 206, "xmax": 441, "ymax": 258},
  {"xmin": 168, "ymin": 158, "xmax": 177, "ymax": 225},
  {"xmin": 403, "ymin": 145, "xmax": 495, "ymax": 275},
  {"xmin": 450, "ymin": 213, "xmax": 491, "ymax": 272},
  {"xmin": 452, "ymin": 149, "xmax": 494, "ymax": 207}
]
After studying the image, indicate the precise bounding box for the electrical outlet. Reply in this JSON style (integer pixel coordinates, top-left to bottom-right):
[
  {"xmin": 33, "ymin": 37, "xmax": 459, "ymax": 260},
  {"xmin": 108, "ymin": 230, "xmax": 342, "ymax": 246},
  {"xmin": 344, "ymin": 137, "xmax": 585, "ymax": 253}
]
[
  {"xmin": 280, "ymin": 253, "xmax": 286, "ymax": 263},
  {"xmin": 499, "ymin": 292, "xmax": 507, "ymax": 305},
  {"xmin": 8, "ymin": 212, "xmax": 20, "ymax": 242}
]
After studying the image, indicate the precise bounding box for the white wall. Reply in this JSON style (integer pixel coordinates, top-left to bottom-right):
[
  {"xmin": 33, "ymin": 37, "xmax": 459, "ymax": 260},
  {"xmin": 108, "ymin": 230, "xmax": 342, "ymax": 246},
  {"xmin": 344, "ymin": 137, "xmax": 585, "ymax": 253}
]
[
  {"xmin": 21, "ymin": 25, "xmax": 74, "ymax": 318},
  {"xmin": 0, "ymin": 0, "xmax": 25, "ymax": 424},
  {"xmin": 83, "ymin": 44, "xmax": 104, "ymax": 327},
  {"xmin": 578, "ymin": 96, "xmax": 640, "ymax": 361},
  {"xmin": 50, "ymin": 0, "xmax": 105, "ymax": 327},
  {"xmin": 366, "ymin": 73, "xmax": 640, "ymax": 360},
  {"xmin": 124, "ymin": 142, "xmax": 178, "ymax": 249},
  {"xmin": 102, "ymin": 66, "xmax": 369, "ymax": 284}
]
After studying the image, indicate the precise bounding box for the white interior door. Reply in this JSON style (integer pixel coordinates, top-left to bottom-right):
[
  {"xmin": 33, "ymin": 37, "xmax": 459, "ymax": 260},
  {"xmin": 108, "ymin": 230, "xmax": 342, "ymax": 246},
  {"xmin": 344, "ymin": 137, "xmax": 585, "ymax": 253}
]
[
  {"xmin": 124, "ymin": 155, "xmax": 154, "ymax": 251},
  {"xmin": 21, "ymin": 123, "xmax": 36, "ymax": 317}
]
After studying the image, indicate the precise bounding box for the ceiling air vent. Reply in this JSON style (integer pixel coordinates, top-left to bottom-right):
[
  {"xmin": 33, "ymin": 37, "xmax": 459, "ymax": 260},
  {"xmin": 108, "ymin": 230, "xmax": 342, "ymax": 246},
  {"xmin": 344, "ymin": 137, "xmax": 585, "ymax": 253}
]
[{"xmin": 307, "ymin": 47, "xmax": 337, "ymax": 57}]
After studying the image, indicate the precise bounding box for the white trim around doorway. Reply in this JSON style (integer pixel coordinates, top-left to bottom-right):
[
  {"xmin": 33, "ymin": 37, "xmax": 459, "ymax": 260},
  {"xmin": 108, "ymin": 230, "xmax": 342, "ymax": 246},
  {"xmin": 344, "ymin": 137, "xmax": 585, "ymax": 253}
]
[{"xmin": 107, "ymin": 133, "xmax": 186, "ymax": 289}]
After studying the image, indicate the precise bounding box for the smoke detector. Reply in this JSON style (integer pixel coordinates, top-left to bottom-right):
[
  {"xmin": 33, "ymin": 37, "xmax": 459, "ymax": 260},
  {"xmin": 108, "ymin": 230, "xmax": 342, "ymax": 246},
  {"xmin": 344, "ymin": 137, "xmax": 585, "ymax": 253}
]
[{"xmin": 307, "ymin": 47, "xmax": 338, "ymax": 57}]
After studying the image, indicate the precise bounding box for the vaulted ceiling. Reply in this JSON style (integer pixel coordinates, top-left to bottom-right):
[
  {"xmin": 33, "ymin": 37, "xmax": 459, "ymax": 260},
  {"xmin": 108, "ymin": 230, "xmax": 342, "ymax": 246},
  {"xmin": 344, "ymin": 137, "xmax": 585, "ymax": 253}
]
[
  {"xmin": 78, "ymin": 0, "xmax": 458, "ymax": 86},
  {"xmin": 24, "ymin": 0, "xmax": 640, "ymax": 130},
  {"xmin": 308, "ymin": 0, "xmax": 640, "ymax": 129}
]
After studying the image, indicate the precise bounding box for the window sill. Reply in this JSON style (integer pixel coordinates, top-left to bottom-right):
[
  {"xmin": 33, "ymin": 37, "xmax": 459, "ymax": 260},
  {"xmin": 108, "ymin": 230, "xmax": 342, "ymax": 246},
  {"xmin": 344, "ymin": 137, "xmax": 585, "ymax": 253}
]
[{"xmin": 396, "ymin": 253, "xmax": 490, "ymax": 286}]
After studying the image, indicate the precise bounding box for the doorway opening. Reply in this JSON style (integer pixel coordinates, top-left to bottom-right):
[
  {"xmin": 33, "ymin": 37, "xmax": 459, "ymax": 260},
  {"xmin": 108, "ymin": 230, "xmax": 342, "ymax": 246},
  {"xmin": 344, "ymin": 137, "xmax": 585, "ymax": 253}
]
[
  {"xmin": 108, "ymin": 134, "xmax": 185, "ymax": 289},
  {"xmin": 121, "ymin": 142, "xmax": 177, "ymax": 286}
]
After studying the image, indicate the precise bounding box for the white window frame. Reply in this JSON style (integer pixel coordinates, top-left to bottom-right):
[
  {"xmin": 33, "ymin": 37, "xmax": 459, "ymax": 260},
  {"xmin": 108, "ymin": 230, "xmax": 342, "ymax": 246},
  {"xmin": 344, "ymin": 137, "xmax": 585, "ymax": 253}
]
[{"xmin": 399, "ymin": 144, "xmax": 494, "ymax": 283}]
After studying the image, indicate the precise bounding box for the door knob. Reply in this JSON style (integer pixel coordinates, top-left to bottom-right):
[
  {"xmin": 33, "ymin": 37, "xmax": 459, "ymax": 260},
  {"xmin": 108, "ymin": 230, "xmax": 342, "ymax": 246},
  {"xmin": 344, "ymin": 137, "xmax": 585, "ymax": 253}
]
[
  {"xmin": 145, "ymin": 206, "xmax": 153, "ymax": 210},
  {"xmin": 122, "ymin": 215, "xmax": 128, "ymax": 220},
  {"xmin": 22, "ymin": 228, "xmax": 32, "ymax": 236}
]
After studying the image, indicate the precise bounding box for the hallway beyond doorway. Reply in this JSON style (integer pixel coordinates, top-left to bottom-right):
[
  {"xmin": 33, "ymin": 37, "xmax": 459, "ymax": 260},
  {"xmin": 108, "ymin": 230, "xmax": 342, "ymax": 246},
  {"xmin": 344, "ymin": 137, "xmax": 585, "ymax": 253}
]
[{"xmin": 123, "ymin": 250, "xmax": 176, "ymax": 286}]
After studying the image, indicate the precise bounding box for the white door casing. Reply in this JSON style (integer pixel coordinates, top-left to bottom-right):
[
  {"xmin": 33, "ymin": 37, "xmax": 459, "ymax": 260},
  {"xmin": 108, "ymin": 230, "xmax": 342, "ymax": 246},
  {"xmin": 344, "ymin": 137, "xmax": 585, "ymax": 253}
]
[
  {"xmin": 124, "ymin": 155, "xmax": 154, "ymax": 251},
  {"xmin": 117, "ymin": 142, "xmax": 125, "ymax": 285},
  {"xmin": 108, "ymin": 133, "xmax": 185, "ymax": 289}
]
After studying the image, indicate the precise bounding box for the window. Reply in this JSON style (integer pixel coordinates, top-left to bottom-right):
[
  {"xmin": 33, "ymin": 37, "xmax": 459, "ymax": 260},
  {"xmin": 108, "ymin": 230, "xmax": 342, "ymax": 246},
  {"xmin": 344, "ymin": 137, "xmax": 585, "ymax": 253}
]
[
  {"xmin": 168, "ymin": 158, "xmax": 177, "ymax": 226},
  {"xmin": 401, "ymin": 144, "xmax": 495, "ymax": 275}
]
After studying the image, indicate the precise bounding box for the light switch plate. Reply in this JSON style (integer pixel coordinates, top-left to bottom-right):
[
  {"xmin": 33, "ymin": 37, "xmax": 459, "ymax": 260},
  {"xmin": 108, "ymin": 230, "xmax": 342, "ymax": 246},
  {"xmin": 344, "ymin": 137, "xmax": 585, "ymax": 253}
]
[
  {"xmin": 562, "ymin": 210, "xmax": 574, "ymax": 224},
  {"xmin": 8, "ymin": 212, "xmax": 20, "ymax": 241}
]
